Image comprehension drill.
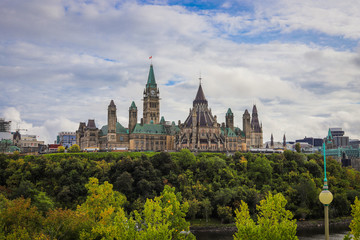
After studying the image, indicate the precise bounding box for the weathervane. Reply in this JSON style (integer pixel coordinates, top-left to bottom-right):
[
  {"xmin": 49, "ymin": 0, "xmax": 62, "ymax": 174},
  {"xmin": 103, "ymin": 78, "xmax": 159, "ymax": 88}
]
[{"xmin": 199, "ymin": 71, "xmax": 202, "ymax": 85}]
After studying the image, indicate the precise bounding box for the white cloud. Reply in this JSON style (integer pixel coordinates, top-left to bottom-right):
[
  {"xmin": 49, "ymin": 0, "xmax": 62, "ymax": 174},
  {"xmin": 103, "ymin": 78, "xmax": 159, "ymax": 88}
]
[{"xmin": 0, "ymin": 0, "xmax": 360, "ymax": 144}]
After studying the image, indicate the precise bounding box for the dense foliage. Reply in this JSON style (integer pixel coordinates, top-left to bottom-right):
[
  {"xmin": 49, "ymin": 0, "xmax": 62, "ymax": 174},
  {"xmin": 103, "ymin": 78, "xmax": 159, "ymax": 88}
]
[
  {"xmin": 0, "ymin": 177, "xmax": 194, "ymax": 239},
  {"xmin": 345, "ymin": 197, "xmax": 360, "ymax": 239},
  {"xmin": 234, "ymin": 192, "xmax": 297, "ymax": 240},
  {"xmin": 0, "ymin": 149, "xmax": 359, "ymax": 226}
]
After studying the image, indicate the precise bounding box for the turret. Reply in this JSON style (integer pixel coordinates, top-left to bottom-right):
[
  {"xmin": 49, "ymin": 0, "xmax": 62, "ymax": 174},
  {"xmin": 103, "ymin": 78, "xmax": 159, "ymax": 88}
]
[
  {"xmin": 242, "ymin": 109, "xmax": 250, "ymax": 139},
  {"xmin": 129, "ymin": 101, "xmax": 137, "ymax": 133},
  {"xmin": 283, "ymin": 134, "xmax": 286, "ymax": 147},
  {"xmin": 225, "ymin": 108, "xmax": 234, "ymax": 130},
  {"xmin": 143, "ymin": 64, "xmax": 160, "ymax": 124},
  {"xmin": 107, "ymin": 100, "xmax": 117, "ymax": 143}
]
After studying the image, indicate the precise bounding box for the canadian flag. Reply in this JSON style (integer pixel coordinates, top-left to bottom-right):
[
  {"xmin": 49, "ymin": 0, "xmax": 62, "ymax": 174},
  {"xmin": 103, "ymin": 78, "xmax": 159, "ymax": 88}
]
[{"xmin": 149, "ymin": 56, "xmax": 152, "ymax": 59}]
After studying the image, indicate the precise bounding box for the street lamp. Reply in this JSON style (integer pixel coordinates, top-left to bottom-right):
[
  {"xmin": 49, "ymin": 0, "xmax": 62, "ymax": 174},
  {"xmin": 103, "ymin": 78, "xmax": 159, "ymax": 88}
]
[{"xmin": 319, "ymin": 141, "xmax": 333, "ymax": 240}]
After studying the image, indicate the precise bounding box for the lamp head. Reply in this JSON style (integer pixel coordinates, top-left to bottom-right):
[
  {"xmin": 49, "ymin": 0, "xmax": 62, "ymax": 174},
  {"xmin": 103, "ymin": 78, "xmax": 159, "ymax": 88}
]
[{"xmin": 319, "ymin": 190, "xmax": 333, "ymax": 205}]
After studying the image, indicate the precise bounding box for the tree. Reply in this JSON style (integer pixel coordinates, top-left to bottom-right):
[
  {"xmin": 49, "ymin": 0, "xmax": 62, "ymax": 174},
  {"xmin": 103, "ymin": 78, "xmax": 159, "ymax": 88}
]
[
  {"xmin": 0, "ymin": 195, "xmax": 44, "ymax": 239},
  {"xmin": 295, "ymin": 143, "xmax": 301, "ymax": 153},
  {"xmin": 69, "ymin": 144, "xmax": 80, "ymax": 153},
  {"xmin": 248, "ymin": 157, "xmax": 272, "ymax": 187},
  {"xmin": 346, "ymin": 197, "xmax": 360, "ymax": 239},
  {"xmin": 234, "ymin": 192, "xmax": 298, "ymax": 240},
  {"xmin": 76, "ymin": 178, "xmax": 130, "ymax": 240},
  {"xmin": 137, "ymin": 185, "xmax": 194, "ymax": 239},
  {"xmin": 217, "ymin": 205, "xmax": 233, "ymax": 223},
  {"xmin": 33, "ymin": 191, "xmax": 54, "ymax": 214},
  {"xmin": 201, "ymin": 198, "xmax": 213, "ymax": 223},
  {"xmin": 58, "ymin": 146, "xmax": 65, "ymax": 153}
]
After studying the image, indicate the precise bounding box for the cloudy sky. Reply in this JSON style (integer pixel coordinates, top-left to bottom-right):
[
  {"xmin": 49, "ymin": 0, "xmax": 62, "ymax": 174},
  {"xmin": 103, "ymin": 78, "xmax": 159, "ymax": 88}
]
[{"xmin": 1, "ymin": 0, "xmax": 360, "ymax": 144}]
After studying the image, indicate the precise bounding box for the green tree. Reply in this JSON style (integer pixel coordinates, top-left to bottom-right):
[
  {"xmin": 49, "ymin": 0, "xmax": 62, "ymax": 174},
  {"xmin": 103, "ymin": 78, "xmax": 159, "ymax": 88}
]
[
  {"xmin": 295, "ymin": 143, "xmax": 301, "ymax": 153},
  {"xmin": 201, "ymin": 198, "xmax": 213, "ymax": 223},
  {"xmin": 69, "ymin": 144, "xmax": 81, "ymax": 153},
  {"xmin": 248, "ymin": 157, "xmax": 272, "ymax": 187},
  {"xmin": 217, "ymin": 205, "xmax": 233, "ymax": 223},
  {"xmin": 76, "ymin": 178, "xmax": 130, "ymax": 240},
  {"xmin": 187, "ymin": 198, "xmax": 201, "ymax": 220},
  {"xmin": 58, "ymin": 146, "xmax": 65, "ymax": 153},
  {"xmin": 234, "ymin": 192, "xmax": 298, "ymax": 240},
  {"xmin": 346, "ymin": 197, "xmax": 360, "ymax": 239},
  {"xmin": 33, "ymin": 191, "xmax": 54, "ymax": 214},
  {"xmin": 0, "ymin": 195, "xmax": 44, "ymax": 239}
]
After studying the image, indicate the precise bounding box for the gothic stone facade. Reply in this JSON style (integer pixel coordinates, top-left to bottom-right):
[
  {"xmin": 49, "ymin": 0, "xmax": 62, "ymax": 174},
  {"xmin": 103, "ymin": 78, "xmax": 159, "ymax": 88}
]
[
  {"xmin": 76, "ymin": 64, "xmax": 178, "ymax": 151},
  {"xmin": 76, "ymin": 64, "xmax": 263, "ymax": 152},
  {"xmin": 175, "ymin": 83, "xmax": 263, "ymax": 152}
]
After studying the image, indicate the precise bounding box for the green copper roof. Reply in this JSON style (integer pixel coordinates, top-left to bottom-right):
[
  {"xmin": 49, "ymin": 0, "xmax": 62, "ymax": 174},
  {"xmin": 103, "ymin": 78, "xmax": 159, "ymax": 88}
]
[
  {"xmin": 146, "ymin": 64, "xmax": 157, "ymax": 88},
  {"xmin": 129, "ymin": 101, "xmax": 137, "ymax": 110},
  {"xmin": 327, "ymin": 128, "xmax": 333, "ymax": 142},
  {"xmin": 160, "ymin": 116, "xmax": 165, "ymax": 124},
  {"xmin": 226, "ymin": 108, "xmax": 233, "ymax": 116},
  {"xmin": 99, "ymin": 122, "xmax": 128, "ymax": 136},
  {"xmin": 132, "ymin": 123, "xmax": 166, "ymax": 134},
  {"xmin": 220, "ymin": 127, "xmax": 237, "ymax": 137},
  {"xmin": 132, "ymin": 123, "xmax": 180, "ymax": 135}
]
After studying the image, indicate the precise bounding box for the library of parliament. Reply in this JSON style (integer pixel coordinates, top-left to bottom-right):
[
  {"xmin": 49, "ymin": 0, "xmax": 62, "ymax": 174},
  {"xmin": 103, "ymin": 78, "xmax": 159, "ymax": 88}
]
[{"xmin": 76, "ymin": 64, "xmax": 263, "ymax": 152}]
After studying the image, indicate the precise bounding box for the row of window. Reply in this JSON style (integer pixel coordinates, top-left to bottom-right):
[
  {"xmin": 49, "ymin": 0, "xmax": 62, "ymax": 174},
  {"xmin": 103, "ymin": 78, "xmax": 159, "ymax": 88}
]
[{"xmin": 132, "ymin": 135, "xmax": 165, "ymax": 140}]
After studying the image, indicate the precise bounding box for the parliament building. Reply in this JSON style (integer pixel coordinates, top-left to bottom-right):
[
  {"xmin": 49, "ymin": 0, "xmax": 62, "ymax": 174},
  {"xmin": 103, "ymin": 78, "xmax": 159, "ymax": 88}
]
[{"xmin": 76, "ymin": 64, "xmax": 263, "ymax": 152}]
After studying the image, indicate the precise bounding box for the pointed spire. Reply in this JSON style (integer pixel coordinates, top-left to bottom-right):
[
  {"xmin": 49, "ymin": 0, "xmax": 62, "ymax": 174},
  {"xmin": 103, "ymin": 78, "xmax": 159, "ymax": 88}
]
[
  {"xmin": 160, "ymin": 116, "xmax": 165, "ymax": 124},
  {"xmin": 193, "ymin": 83, "xmax": 207, "ymax": 106},
  {"xmin": 283, "ymin": 134, "xmax": 286, "ymax": 147},
  {"xmin": 129, "ymin": 101, "xmax": 137, "ymax": 110},
  {"xmin": 226, "ymin": 108, "xmax": 233, "ymax": 116},
  {"xmin": 327, "ymin": 128, "xmax": 333, "ymax": 139},
  {"xmin": 109, "ymin": 100, "xmax": 116, "ymax": 107},
  {"xmin": 251, "ymin": 104, "xmax": 261, "ymax": 132},
  {"xmin": 271, "ymin": 133, "xmax": 274, "ymax": 147},
  {"xmin": 146, "ymin": 64, "xmax": 157, "ymax": 88},
  {"xmin": 252, "ymin": 104, "xmax": 258, "ymax": 114}
]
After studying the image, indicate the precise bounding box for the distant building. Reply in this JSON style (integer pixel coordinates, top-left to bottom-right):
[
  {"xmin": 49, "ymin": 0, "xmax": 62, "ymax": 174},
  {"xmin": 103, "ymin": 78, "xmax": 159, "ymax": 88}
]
[
  {"xmin": 0, "ymin": 118, "xmax": 12, "ymax": 141},
  {"xmin": 13, "ymin": 133, "xmax": 44, "ymax": 154},
  {"xmin": 296, "ymin": 137, "xmax": 323, "ymax": 147},
  {"xmin": 350, "ymin": 139, "xmax": 360, "ymax": 149},
  {"xmin": 48, "ymin": 144, "xmax": 62, "ymax": 153},
  {"xmin": 175, "ymin": 84, "xmax": 260, "ymax": 152},
  {"xmin": 57, "ymin": 132, "xmax": 76, "ymax": 149},
  {"xmin": 76, "ymin": 64, "xmax": 264, "ymax": 152},
  {"xmin": 327, "ymin": 128, "xmax": 349, "ymax": 148},
  {"xmin": 0, "ymin": 118, "xmax": 11, "ymax": 132}
]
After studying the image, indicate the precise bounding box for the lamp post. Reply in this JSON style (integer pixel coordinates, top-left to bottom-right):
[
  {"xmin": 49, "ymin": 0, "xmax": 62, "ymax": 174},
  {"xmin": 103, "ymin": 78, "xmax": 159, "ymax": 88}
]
[{"xmin": 319, "ymin": 142, "xmax": 333, "ymax": 240}]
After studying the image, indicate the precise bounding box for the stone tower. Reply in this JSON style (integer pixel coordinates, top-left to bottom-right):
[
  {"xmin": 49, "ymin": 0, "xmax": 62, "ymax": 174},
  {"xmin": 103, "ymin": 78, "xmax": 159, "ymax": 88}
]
[
  {"xmin": 129, "ymin": 101, "xmax": 137, "ymax": 133},
  {"xmin": 107, "ymin": 100, "xmax": 117, "ymax": 142},
  {"xmin": 242, "ymin": 109, "xmax": 251, "ymax": 147},
  {"xmin": 226, "ymin": 108, "xmax": 234, "ymax": 130},
  {"xmin": 250, "ymin": 104, "xmax": 263, "ymax": 148},
  {"xmin": 271, "ymin": 133, "xmax": 274, "ymax": 147},
  {"xmin": 283, "ymin": 134, "xmax": 286, "ymax": 147},
  {"xmin": 143, "ymin": 64, "xmax": 160, "ymax": 124}
]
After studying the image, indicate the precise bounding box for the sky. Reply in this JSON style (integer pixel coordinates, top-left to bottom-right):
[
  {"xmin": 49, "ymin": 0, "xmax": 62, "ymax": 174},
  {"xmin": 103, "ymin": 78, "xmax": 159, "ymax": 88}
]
[{"xmin": 1, "ymin": 0, "xmax": 360, "ymax": 144}]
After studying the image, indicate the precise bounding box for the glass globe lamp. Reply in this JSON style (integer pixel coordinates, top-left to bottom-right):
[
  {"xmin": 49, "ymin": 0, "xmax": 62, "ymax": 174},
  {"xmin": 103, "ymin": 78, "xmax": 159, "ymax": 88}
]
[{"xmin": 319, "ymin": 190, "xmax": 333, "ymax": 205}]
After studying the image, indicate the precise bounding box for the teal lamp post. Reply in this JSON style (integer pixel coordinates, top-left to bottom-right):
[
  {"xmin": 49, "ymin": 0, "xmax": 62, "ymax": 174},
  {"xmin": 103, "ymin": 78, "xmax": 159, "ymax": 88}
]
[{"xmin": 319, "ymin": 141, "xmax": 333, "ymax": 240}]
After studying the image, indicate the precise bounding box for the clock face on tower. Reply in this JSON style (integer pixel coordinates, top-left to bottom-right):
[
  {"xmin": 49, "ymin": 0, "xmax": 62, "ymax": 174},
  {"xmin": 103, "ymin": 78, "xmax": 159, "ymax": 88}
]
[{"xmin": 150, "ymin": 90, "xmax": 155, "ymax": 96}]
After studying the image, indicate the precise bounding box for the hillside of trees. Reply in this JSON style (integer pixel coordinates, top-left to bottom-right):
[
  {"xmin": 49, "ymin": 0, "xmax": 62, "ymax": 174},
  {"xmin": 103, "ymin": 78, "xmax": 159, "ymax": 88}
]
[{"xmin": 0, "ymin": 150, "xmax": 359, "ymax": 232}]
